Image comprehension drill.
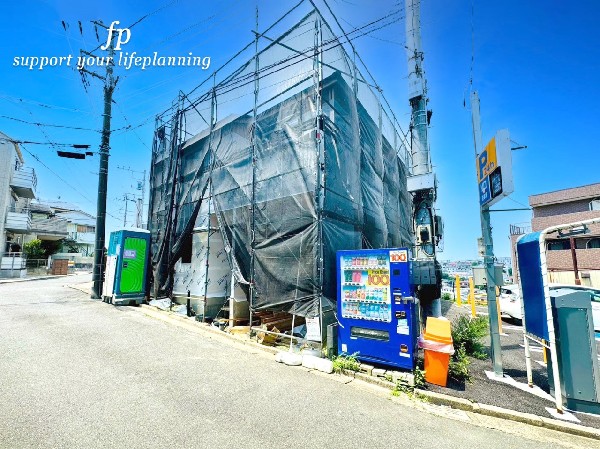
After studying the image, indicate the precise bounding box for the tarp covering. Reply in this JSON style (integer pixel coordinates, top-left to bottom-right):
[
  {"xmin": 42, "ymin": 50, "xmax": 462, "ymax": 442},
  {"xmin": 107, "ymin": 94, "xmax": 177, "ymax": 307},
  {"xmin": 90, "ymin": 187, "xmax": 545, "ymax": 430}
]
[{"xmin": 148, "ymin": 9, "xmax": 412, "ymax": 318}]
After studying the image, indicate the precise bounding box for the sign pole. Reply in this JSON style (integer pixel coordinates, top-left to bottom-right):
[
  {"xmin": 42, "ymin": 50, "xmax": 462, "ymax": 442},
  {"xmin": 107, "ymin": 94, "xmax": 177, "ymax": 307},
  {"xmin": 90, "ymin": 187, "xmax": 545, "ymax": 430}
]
[{"xmin": 470, "ymin": 91, "xmax": 503, "ymax": 376}]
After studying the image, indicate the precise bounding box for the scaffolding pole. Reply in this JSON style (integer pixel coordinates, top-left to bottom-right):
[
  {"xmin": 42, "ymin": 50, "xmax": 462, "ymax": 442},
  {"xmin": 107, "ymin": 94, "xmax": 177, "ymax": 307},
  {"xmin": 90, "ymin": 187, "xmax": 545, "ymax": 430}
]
[
  {"xmin": 202, "ymin": 83, "xmax": 217, "ymax": 322},
  {"xmin": 249, "ymin": 6, "xmax": 259, "ymax": 336},
  {"xmin": 314, "ymin": 16, "xmax": 325, "ymax": 347}
]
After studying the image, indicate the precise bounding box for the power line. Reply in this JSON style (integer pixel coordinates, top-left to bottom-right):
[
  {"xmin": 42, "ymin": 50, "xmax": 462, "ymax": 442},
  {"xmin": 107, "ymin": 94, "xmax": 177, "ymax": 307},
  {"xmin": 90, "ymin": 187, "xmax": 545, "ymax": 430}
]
[
  {"xmin": 185, "ymin": 9, "xmax": 404, "ymax": 109},
  {"xmin": 0, "ymin": 94, "xmax": 94, "ymax": 115},
  {"xmin": 0, "ymin": 115, "xmax": 100, "ymax": 133},
  {"xmin": 127, "ymin": 0, "xmax": 182, "ymax": 30},
  {"xmin": 9, "ymin": 140, "xmax": 91, "ymax": 148},
  {"xmin": 113, "ymin": 101, "xmax": 152, "ymax": 151},
  {"xmin": 20, "ymin": 144, "xmax": 120, "ymax": 220}
]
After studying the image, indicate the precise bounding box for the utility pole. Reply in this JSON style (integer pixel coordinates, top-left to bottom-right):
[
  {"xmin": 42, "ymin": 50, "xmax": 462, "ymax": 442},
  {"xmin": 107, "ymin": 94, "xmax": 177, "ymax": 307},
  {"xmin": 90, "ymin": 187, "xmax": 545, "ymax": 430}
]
[
  {"xmin": 116, "ymin": 166, "xmax": 146, "ymax": 229},
  {"xmin": 86, "ymin": 23, "xmax": 117, "ymax": 299},
  {"xmin": 123, "ymin": 194, "xmax": 129, "ymax": 227},
  {"xmin": 470, "ymin": 90, "xmax": 503, "ymax": 377},
  {"xmin": 405, "ymin": 0, "xmax": 441, "ymax": 318}
]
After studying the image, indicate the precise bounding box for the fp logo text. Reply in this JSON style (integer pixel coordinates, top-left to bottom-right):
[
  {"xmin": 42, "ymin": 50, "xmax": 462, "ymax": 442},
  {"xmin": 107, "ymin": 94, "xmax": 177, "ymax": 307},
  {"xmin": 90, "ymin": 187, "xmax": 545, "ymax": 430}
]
[{"xmin": 101, "ymin": 21, "xmax": 131, "ymax": 50}]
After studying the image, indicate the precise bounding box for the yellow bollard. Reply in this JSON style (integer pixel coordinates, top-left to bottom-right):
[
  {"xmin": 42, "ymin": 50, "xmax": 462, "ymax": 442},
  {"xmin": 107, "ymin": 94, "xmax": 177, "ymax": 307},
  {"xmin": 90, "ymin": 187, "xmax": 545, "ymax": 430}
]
[
  {"xmin": 543, "ymin": 345, "xmax": 547, "ymax": 364},
  {"xmin": 469, "ymin": 276, "xmax": 476, "ymax": 317},
  {"xmin": 496, "ymin": 288, "xmax": 503, "ymax": 334},
  {"xmin": 455, "ymin": 275, "xmax": 462, "ymax": 306}
]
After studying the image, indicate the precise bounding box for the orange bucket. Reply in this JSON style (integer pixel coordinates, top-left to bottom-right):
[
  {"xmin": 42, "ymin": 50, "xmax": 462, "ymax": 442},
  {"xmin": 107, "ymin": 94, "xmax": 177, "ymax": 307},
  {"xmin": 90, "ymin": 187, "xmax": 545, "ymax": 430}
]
[
  {"xmin": 422, "ymin": 317, "xmax": 453, "ymax": 387},
  {"xmin": 424, "ymin": 350, "xmax": 451, "ymax": 387}
]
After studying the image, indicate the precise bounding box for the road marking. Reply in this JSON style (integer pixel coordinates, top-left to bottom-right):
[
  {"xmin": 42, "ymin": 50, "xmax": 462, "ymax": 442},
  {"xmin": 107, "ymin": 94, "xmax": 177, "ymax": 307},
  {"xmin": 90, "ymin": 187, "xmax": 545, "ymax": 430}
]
[
  {"xmin": 484, "ymin": 371, "xmax": 554, "ymax": 402},
  {"xmin": 519, "ymin": 344, "xmax": 543, "ymax": 353},
  {"xmin": 502, "ymin": 324, "xmax": 522, "ymax": 331},
  {"xmin": 545, "ymin": 407, "xmax": 581, "ymax": 423},
  {"xmin": 535, "ymin": 360, "xmax": 547, "ymax": 367}
]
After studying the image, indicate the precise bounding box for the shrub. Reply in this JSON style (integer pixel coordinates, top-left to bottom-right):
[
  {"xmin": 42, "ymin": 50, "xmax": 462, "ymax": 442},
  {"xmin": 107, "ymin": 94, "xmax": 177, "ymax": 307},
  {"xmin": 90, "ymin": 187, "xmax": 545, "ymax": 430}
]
[
  {"xmin": 441, "ymin": 293, "xmax": 452, "ymax": 301},
  {"xmin": 451, "ymin": 315, "xmax": 488, "ymax": 360},
  {"xmin": 332, "ymin": 352, "xmax": 361, "ymax": 374},
  {"xmin": 23, "ymin": 239, "xmax": 44, "ymax": 259}
]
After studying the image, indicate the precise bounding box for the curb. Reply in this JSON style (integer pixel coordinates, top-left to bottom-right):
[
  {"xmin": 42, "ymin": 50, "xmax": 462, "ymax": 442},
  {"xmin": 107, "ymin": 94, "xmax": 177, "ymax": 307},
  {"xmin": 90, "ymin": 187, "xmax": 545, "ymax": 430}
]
[
  {"xmin": 138, "ymin": 305, "xmax": 279, "ymax": 356},
  {"xmin": 0, "ymin": 275, "xmax": 69, "ymax": 284},
  {"xmin": 126, "ymin": 303, "xmax": 600, "ymax": 440},
  {"xmin": 411, "ymin": 390, "xmax": 600, "ymax": 440}
]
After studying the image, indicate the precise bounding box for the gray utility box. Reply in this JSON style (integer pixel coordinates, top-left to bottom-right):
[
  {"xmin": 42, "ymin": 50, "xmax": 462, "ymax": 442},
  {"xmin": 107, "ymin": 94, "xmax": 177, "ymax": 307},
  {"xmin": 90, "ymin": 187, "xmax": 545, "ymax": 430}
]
[
  {"xmin": 410, "ymin": 260, "xmax": 439, "ymax": 286},
  {"xmin": 547, "ymin": 288, "xmax": 600, "ymax": 414}
]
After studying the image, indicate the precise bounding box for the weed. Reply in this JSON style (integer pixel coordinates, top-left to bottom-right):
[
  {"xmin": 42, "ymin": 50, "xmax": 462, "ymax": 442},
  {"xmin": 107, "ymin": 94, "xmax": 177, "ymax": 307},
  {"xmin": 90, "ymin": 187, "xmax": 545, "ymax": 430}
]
[
  {"xmin": 391, "ymin": 364, "xmax": 427, "ymax": 399},
  {"xmin": 441, "ymin": 292, "xmax": 452, "ymax": 301},
  {"xmin": 451, "ymin": 315, "xmax": 489, "ymax": 359},
  {"xmin": 448, "ymin": 346, "xmax": 471, "ymax": 382},
  {"xmin": 332, "ymin": 352, "xmax": 361, "ymax": 374},
  {"xmin": 413, "ymin": 365, "xmax": 426, "ymax": 390}
]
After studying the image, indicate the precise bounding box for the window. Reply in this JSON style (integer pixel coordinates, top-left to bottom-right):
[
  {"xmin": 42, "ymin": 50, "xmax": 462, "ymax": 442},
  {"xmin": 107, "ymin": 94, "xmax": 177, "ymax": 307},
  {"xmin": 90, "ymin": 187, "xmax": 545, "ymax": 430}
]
[
  {"xmin": 590, "ymin": 199, "xmax": 600, "ymax": 211},
  {"xmin": 547, "ymin": 240, "xmax": 570, "ymax": 250},
  {"xmin": 587, "ymin": 238, "xmax": 600, "ymax": 249}
]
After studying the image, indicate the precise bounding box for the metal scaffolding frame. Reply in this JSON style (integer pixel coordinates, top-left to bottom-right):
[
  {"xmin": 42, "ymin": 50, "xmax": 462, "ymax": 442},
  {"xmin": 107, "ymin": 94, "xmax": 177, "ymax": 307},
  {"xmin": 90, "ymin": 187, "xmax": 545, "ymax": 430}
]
[{"xmin": 147, "ymin": 1, "xmax": 414, "ymax": 347}]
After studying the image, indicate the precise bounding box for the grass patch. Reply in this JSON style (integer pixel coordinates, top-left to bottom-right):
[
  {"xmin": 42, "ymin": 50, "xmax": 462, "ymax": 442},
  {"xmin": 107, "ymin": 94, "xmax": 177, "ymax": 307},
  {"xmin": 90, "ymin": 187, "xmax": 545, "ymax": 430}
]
[{"xmin": 332, "ymin": 352, "xmax": 361, "ymax": 374}]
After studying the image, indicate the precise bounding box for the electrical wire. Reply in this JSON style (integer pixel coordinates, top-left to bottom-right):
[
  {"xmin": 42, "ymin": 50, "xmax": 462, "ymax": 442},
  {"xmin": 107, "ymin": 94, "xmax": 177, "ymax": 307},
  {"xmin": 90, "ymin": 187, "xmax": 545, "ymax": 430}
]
[
  {"xmin": 127, "ymin": 0, "xmax": 182, "ymax": 30},
  {"xmin": 113, "ymin": 101, "xmax": 152, "ymax": 151},
  {"xmin": 185, "ymin": 10, "xmax": 404, "ymax": 108},
  {"xmin": 19, "ymin": 144, "xmax": 121, "ymax": 221},
  {"xmin": 0, "ymin": 94, "xmax": 94, "ymax": 115},
  {"xmin": 0, "ymin": 115, "xmax": 100, "ymax": 133}
]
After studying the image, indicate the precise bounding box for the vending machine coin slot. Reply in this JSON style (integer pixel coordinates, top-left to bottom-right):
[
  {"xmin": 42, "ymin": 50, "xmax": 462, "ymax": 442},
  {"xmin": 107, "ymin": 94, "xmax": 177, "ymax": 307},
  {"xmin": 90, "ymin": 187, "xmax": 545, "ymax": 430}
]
[
  {"xmin": 393, "ymin": 290, "xmax": 403, "ymax": 304},
  {"xmin": 400, "ymin": 344, "xmax": 408, "ymax": 353}
]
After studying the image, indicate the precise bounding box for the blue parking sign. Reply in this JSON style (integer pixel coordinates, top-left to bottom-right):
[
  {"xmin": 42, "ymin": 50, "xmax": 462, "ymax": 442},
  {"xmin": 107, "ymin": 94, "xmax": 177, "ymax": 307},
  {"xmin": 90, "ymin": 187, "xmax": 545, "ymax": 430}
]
[{"xmin": 479, "ymin": 177, "xmax": 491, "ymax": 206}]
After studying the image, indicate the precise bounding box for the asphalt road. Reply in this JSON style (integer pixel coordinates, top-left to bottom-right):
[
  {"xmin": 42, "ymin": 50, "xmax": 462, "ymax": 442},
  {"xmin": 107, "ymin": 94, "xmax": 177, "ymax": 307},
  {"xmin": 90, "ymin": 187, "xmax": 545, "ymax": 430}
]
[{"xmin": 0, "ymin": 276, "xmax": 597, "ymax": 449}]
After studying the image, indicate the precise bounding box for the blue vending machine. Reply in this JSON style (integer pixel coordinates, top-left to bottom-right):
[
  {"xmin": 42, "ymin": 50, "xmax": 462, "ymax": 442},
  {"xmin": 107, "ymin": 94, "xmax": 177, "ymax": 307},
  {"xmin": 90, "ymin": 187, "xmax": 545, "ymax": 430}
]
[
  {"xmin": 337, "ymin": 248, "xmax": 419, "ymax": 370},
  {"xmin": 102, "ymin": 229, "xmax": 151, "ymax": 306}
]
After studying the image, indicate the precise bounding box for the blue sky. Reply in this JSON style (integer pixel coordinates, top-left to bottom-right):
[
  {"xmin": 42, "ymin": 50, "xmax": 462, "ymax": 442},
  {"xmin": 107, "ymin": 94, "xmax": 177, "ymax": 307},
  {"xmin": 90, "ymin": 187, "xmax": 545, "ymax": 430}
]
[{"xmin": 1, "ymin": 0, "xmax": 599, "ymax": 260}]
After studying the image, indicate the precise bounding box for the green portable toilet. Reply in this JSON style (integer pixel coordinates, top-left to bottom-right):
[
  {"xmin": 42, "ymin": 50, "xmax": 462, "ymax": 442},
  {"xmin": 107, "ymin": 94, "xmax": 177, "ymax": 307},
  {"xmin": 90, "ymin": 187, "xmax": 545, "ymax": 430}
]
[{"xmin": 102, "ymin": 229, "xmax": 150, "ymax": 306}]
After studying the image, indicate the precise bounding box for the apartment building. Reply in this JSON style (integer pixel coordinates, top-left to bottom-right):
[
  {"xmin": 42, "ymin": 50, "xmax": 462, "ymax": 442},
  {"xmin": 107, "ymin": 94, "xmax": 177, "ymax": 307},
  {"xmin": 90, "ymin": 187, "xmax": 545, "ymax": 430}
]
[
  {"xmin": 1, "ymin": 131, "xmax": 97, "ymax": 277},
  {"xmin": 40, "ymin": 201, "xmax": 96, "ymax": 256},
  {"xmin": 0, "ymin": 131, "xmax": 37, "ymax": 277},
  {"xmin": 510, "ymin": 182, "xmax": 600, "ymax": 287}
]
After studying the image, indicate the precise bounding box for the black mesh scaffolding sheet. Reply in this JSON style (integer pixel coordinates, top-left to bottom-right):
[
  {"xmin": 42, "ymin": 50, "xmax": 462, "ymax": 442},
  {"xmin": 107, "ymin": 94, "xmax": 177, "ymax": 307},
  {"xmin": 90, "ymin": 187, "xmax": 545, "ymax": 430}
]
[{"xmin": 148, "ymin": 9, "xmax": 413, "ymax": 318}]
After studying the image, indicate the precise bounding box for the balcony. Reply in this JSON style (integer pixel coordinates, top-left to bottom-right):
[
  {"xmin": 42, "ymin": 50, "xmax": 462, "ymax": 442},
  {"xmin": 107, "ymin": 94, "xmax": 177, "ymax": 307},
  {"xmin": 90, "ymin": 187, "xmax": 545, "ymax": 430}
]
[
  {"xmin": 67, "ymin": 231, "xmax": 96, "ymax": 245},
  {"xmin": 30, "ymin": 216, "xmax": 68, "ymax": 240},
  {"xmin": 10, "ymin": 167, "xmax": 37, "ymax": 199},
  {"xmin": 0, "ymin": 252, "xmax": 27, "ymax": 278},
  {"xmin": 5, "ymin": 208, "xmax": 31, "ymax": 232}
]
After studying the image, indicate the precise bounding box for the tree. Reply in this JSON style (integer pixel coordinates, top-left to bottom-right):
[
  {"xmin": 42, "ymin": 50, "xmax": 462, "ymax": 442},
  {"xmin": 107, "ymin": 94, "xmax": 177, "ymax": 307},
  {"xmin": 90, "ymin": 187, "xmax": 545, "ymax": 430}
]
[
  {"xmin": 41, "ymin": 239, "xmax": 63, "ymax": 258},
  {"xmin": 23, "ymin": 239, "xmax": 44, "ymax": 259}
]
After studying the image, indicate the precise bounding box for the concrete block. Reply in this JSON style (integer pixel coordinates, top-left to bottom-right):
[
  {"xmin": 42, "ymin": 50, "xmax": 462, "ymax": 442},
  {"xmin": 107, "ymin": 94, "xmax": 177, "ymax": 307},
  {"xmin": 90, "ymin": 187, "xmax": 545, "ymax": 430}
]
[
  {"xmin": 372, "ymin": 368, "xmax": 387, "ymax": 378},
  {"xmin": 359, "ymin": 363, "xmax": 374, "ymax": 376},
  {"xmin": 390, "ymin": 371, "xmax": 415, "ymax": 386}
]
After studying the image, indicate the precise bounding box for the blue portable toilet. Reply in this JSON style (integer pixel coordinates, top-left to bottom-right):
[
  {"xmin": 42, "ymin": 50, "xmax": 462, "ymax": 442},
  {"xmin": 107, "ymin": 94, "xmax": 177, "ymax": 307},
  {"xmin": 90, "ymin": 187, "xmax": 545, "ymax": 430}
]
[{"xmin": 102, "ymin": 229, "xmax": 151, "ymax": 305}]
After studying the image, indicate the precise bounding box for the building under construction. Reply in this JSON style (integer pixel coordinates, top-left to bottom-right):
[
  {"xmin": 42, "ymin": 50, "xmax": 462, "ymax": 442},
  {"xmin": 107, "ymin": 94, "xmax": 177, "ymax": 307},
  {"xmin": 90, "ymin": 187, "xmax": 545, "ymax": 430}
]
[{"xmin": 148, "ymin": 3, "xmax": 416, "ymax": 340}]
